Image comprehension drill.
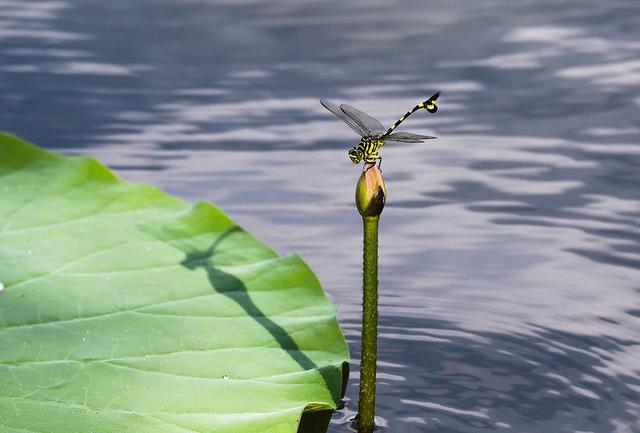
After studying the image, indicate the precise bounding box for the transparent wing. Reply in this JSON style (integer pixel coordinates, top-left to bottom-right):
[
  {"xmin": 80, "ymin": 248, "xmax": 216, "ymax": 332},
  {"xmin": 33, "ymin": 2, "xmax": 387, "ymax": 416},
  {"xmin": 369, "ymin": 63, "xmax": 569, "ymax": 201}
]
[
  {"xmin": 384, "ymin": 132, "xmax": 436, "ymax": 143},
  {"xmin": 339, "ymin": 104, "xmax": 386, "ymax": 137},
  {"xmin": 320, "ymin": 99, "xmax": 367, "ymax": 137}
]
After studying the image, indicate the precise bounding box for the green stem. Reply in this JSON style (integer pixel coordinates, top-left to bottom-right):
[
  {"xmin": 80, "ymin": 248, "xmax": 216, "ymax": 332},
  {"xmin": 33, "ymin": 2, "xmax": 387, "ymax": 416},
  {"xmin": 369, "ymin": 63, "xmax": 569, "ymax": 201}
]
[{"xmin": 358, "ymin": 215, "xmax": 379, "ymax": 432}]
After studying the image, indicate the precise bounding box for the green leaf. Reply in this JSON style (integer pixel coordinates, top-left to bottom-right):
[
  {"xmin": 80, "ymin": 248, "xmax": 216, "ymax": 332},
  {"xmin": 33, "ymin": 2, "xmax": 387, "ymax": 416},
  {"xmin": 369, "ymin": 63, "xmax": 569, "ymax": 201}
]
[{"xmin": 0, "ymin": 133, "xmax": 349, "ymax": 433}]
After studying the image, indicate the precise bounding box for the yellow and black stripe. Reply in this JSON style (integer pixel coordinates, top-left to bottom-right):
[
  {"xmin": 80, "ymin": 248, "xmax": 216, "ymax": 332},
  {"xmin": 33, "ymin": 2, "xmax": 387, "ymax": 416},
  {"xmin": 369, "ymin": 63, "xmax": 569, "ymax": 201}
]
[
  {"xmin": 349, "ymin": 138, "xmax": 385, "ymax": 164},
  {"xmin": 382, "ymin": 91, "xmax": 440, "ymax": 137}
]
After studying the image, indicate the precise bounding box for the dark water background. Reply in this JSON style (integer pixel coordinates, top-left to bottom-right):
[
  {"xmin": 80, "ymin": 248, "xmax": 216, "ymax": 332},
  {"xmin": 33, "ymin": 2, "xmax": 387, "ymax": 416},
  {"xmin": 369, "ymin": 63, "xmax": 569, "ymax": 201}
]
[{"xmin": 1, "ymin": 0, "xmax": 640, "ymax": 431}]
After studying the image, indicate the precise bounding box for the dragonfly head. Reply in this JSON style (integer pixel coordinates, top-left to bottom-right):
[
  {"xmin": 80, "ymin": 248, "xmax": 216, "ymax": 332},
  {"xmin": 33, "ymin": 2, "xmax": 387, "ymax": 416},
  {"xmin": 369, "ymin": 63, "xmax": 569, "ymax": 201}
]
[{"xmin": 348, "ymin": 147, "xmax": 364, "ymax": 164}]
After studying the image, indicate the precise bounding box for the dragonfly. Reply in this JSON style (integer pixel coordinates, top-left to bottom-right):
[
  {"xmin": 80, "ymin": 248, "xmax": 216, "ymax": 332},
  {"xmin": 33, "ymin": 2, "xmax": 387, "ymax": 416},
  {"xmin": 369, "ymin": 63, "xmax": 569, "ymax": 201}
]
[{"xmin": 320, "ymin": 91, "xmax": 440, "ymax": 168}]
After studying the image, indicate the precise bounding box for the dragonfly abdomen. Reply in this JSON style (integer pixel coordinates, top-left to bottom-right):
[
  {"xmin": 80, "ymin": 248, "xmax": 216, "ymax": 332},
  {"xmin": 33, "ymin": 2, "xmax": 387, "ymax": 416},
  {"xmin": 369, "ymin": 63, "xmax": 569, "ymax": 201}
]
[{"xmin": 382, "ymin": 91, "xmax": 441, "ymax": 137}]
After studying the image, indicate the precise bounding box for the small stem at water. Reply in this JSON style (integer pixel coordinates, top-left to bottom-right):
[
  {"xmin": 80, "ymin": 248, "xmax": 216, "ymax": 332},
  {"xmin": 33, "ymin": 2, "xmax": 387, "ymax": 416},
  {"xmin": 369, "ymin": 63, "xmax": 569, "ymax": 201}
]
[
  {"xmin": 354, "ymin": 161, "xmax": 385, "ymax": 432},
  {"xmin": 358, "ymin": 214, "xmax": 379, "ymax": 432}
]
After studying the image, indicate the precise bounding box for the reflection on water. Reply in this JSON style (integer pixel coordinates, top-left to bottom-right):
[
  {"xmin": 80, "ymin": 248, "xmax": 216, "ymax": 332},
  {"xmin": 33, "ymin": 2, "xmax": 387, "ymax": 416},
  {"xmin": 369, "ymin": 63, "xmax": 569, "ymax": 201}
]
[{"xmin": 1, "ymin": 0, "xmax": 639, "ymax": 431}]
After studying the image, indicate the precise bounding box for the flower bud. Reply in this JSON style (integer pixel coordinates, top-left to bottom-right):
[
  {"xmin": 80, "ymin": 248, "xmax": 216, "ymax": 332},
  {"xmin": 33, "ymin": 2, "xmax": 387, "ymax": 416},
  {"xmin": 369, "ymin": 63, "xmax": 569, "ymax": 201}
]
[{"xmin": 355, "ymin": 163, "xmax": 387, "ymax": 217}]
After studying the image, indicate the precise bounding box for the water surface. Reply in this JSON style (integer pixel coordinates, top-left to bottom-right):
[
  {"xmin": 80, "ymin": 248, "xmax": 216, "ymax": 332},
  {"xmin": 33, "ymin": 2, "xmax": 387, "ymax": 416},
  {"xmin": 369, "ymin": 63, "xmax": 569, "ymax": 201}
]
[{"xmin": 1, "ymin": 0, "xmax": 639, "ymax": 431}]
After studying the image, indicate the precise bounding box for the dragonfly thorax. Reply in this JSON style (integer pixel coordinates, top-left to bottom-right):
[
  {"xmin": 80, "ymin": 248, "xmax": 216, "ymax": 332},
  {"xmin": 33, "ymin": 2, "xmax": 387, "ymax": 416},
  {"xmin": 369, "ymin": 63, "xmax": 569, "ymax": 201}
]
[{"xmin": 348, "ymin": 137, "xmax": 385, "ymax": 164}]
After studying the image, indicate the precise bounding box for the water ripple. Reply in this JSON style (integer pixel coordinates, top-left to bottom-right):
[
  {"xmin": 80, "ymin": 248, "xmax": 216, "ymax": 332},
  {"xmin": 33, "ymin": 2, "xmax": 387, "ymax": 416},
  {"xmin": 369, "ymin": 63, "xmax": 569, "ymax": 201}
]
[{"xmin": 1, "ymin": 0, "xmax": 639, "ymax": 432}]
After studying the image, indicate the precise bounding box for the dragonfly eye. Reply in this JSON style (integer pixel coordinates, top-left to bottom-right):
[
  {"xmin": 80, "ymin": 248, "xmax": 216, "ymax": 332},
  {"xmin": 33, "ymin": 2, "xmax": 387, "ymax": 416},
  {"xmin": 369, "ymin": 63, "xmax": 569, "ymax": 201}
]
[{"xmin": 348, "ymin": 148, "xmax": 363, "ymax": 164}]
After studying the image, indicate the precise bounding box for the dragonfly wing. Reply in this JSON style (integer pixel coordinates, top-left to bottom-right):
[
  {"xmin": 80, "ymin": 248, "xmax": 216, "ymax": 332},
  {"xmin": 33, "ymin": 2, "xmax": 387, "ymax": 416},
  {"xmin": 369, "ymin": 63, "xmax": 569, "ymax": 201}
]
[
  {"xmin": 320, "ymin": 99, "xmax": 367, "ymax": 137},
  {"xmin": 340, "ymin": 104, "xmax": 386, "ymax": 137},
  {"xmin": 384, "ymin": 132, "xmax": 437, "ymax": 143}
]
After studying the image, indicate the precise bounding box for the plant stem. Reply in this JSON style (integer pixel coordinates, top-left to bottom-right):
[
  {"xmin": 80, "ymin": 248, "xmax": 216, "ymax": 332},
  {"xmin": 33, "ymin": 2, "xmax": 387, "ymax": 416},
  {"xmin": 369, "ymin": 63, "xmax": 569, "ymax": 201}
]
[{"xmin": 358, "ymin": 215, "xmax": 379, "ymax": 432}]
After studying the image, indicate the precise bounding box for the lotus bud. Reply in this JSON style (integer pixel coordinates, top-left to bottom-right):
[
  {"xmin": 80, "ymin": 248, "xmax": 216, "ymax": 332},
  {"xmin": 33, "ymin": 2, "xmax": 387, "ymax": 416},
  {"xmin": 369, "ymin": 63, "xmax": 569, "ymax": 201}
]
[{"xmin": 355, "ymin": 163, "xmax": 387, "ymax": 217}]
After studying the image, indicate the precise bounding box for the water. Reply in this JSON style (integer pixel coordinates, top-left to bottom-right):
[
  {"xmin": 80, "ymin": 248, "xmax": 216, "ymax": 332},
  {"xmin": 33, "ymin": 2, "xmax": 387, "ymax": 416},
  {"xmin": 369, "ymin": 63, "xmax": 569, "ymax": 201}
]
[{"xmin": 1, "ymin": 0, "xmax": 639, "ymax": 431}]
